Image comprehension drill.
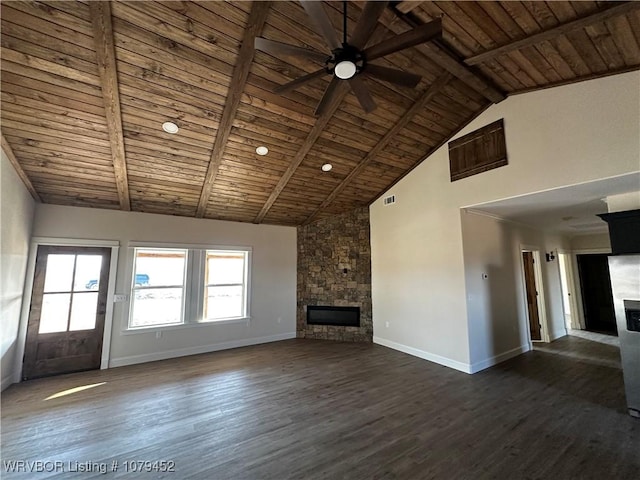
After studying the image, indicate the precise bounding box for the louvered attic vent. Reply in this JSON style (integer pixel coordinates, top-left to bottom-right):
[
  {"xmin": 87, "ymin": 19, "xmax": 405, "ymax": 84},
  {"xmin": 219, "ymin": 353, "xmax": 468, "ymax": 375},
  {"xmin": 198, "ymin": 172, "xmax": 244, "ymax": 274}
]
[{"xmin": 383, "ymin": 195, "xmax": 396, "ymax": 206}]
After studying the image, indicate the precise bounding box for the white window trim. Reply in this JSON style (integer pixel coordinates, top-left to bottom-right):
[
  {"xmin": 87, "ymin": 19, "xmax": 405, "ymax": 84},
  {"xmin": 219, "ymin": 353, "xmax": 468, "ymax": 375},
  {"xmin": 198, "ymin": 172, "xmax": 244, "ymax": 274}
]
[
  {"xmin": 119, "ymin": 317, "xmax": 250, "ymax": 336},
  {"xmin": 128, "ymin": 247, "xmax": 188, "ymax": 329},
  {"xmin": 203, "ymin": 249, "xmax": 251, "ymax": 322},
  {"xmin": 122, "ymin": 243, "xmax": 252, "ymax": 333}
]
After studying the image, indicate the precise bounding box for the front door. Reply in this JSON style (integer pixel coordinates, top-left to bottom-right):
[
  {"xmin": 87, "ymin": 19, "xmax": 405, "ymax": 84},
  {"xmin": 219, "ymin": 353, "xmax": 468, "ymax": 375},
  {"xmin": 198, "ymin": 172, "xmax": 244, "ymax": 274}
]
[
  {"xmin": 522, "ymin": 251, "xmax": 541, "ymax": 341},
  {"xmin": 22, "ymin": 245, "xmax": 111, "ymax": 380}
]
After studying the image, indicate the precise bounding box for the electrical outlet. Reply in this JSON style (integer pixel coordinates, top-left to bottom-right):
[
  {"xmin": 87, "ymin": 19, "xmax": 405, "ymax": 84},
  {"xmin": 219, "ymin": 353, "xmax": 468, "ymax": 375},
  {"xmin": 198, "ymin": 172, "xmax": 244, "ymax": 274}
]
[
  {"xmin": 277, "ymin": 317, "xmax": 282, "ymax": 324},
  {"xmin": 156, "ymin": 331, "xmax": 162, "ymax": 339},
  {"xmin": 385, "ymin": 321, "xmax": 389, "ymax": 328},
  {"xmin": 113, "ymin": 294, "xmax": 128, "ymax": 302}
]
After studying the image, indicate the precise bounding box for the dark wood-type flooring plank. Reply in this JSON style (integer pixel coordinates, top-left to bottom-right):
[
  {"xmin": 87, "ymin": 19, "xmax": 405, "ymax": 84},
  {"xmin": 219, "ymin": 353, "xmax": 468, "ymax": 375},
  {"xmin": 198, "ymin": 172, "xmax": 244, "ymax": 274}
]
[{"xmin": 1, "ymin": 336, "xmax": 638, "ymax": 479}]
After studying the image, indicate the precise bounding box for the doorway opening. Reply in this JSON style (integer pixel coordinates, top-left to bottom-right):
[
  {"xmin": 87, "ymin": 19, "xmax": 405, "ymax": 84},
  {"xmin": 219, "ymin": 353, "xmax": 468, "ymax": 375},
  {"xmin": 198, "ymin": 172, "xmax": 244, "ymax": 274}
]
[
  {"xmin": 576, "ymin": 253, "xmax": 617, "ymax": 336},
  {"xmin": 22, "ymin": 245, "xmax": 112, "ymax": 380},
  {"xmin": 521, "ymin": 249, "xmax": 548, "ymax": 343},
  {"xmin": 558, "ymin": 253, "xmax": 580, "ymax": 330}
]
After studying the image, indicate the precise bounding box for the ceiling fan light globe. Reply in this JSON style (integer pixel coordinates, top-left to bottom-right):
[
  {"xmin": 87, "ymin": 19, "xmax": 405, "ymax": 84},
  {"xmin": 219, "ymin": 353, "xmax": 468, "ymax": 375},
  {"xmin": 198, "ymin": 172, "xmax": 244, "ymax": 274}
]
[{"xmin": 334, "ymin": 60, "xmax": 356, "ymax": 79}]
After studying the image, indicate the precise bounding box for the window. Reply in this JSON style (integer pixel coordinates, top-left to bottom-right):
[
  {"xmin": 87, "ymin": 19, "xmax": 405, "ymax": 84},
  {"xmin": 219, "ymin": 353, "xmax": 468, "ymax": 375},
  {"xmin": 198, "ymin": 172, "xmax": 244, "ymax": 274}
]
[
  {"xmin": 127, "ymin": 246, "xmax": 250, "ymax": 330},
  {"xmin": 130, "ymin": 249, "xmax": 187, "ymax": 328},
  {"xmin": 205, "ymin": 250, "xmax": 248, "ymax": 320}
]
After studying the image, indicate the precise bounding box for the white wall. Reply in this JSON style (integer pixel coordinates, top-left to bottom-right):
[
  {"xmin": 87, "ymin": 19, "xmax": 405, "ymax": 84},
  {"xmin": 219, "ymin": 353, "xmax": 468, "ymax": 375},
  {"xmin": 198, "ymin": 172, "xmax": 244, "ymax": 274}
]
[
  {"xmin": 30, "ymin": 204, "xmax": 297, "ymax": 367},
  {"xmin": 370, "ymin": 71, "xmax": 640, "ymax": 373},
  {"xmin": 570, "ymin": 233, "xmax": 611, "ymax": 252},
  {"xmin": 607, "ymin": 191, "xmax": 640, "ymax": 213},
  {"xmin": 461, "ymin": 211, "xmax": 569, "ymax": 371},
  {"xmin": 1, "ymin": 150, "xmax": 36, "ymax": 390}
]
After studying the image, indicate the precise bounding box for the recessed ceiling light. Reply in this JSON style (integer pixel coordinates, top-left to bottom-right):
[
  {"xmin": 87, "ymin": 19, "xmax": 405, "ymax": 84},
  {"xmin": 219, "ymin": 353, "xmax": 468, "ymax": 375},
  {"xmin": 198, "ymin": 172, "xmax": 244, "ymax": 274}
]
[
  {"xmin": 256, "ymin": 146, "xmax": 269, "ymax": 156},
  {"xmin": 162, "ymin": 121, "xmax": 179, "ymax": 134},
  {"xmin": 321, "ymin": 163, "xmax": 333, "ymax": 172}
]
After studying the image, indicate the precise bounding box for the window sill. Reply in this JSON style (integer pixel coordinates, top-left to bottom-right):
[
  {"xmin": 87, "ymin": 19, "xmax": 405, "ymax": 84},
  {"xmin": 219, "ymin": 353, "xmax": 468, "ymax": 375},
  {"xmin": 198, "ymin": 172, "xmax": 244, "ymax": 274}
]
[{"xmin": 121, "ymin": 317, "xmax": 251, "ymax": 335}]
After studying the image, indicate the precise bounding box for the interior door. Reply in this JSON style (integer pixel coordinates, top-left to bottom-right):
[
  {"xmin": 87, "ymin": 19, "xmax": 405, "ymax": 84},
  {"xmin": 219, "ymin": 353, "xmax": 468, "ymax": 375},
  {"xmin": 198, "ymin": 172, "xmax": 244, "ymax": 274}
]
[
  {"xmin": 577, "ymin": 254, "xmax": 617, "ymax": 335},
  {"xmin": 22, "ymin": 245, "xmax": 111, "ymax": 380},
  {"xmin": 522, "ymin": 251, "xmax": 542, "ymax": 341}
]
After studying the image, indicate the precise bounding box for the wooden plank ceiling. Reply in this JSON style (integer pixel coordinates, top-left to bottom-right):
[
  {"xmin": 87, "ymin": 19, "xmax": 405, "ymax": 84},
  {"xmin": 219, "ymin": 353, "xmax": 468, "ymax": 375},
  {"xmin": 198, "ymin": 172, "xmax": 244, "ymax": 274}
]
[{"xmin": 2, "ymin": 1, "xmax": 639, "ymax": 226}]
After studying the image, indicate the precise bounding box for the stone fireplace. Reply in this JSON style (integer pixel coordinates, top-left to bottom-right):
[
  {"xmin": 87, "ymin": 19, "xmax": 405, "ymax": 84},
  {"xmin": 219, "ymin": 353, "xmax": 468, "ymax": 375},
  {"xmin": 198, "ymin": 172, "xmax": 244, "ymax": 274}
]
[{"xmin": 297, "ymin": 207, "xmax": 372, "ymax": 342}]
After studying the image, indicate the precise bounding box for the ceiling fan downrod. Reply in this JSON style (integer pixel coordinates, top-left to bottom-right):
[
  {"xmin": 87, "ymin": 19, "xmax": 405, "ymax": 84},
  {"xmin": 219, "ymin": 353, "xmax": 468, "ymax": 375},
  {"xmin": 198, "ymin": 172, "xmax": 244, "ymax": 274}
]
[
  {"xmin": 342, "ymin": 0, "xmax": 348, "ymax": 46},
  {"xmin": 331, "ymin": 1, "xmax": 360, "ymax": 80}
]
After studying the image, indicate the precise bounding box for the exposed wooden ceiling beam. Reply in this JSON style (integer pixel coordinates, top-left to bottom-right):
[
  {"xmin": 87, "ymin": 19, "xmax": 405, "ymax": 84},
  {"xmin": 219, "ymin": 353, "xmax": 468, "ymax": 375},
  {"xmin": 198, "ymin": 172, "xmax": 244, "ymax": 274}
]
[
  {"xmin": 89, "ymin": 1, "xmax": 130, "ymax": 211},
  {"xmin": 304, "ymin": 73, "xmax": 452, "ymax": 225},
  {"xmin": 465, "ymin": 2, "xmax": 640, "ymax": 66},
  {"xmin": 1, "ymin": 133, "xmax": 41, "ymax": 202},
  {"xmin": 254, "ymin": 82, "xmax": 350, "ymax": 224},
  {"xmin": 383, "ymin": 7, "xmax": 505, "ymax": 104},
  {"xmin": 511, "ymin": 64, "xmax": 640, "ymax": 96},
  {"xmin": 196, "ymin": 1, "xmax": 272, "ymax": 218},
  {"xmin": 396, "ymin": 1, "xmax": 425, "ymax": 15}
]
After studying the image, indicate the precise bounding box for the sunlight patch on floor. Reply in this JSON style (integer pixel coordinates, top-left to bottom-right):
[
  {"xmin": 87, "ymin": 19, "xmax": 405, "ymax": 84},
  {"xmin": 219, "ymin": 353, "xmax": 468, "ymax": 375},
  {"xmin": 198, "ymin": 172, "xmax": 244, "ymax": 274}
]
[
  {"xmin": 44, "ymin": 382, "xmax": 107, "ymax": 401},
  {"xmin": 568, "ymin": 329, "xmax": 620, "ymax": 347}
]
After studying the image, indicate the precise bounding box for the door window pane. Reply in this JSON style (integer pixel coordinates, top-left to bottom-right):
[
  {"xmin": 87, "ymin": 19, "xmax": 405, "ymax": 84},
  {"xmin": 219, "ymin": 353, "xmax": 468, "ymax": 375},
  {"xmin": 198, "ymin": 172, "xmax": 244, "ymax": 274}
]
[
  {"xmin": 74, "ymin": 255, "xmax": 103, "ymax": 291},
  {"xmin": 39, "ymin": 293, "xmax": 71, "ymax": 333},
  {"xmin": 69, "ymin": 292, "xmax": 98, "ymax": 331},
  {"xmin": 43, "ymin": 255, "xmax": 75, "ymax": 292}
]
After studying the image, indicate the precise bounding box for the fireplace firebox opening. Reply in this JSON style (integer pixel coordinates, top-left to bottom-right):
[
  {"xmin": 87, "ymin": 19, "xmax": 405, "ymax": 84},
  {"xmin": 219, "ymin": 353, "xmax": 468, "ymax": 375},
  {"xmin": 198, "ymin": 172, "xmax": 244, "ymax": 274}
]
[{"xmin": 307, "ymin": 306, "xmax": 360, "ymax": 327}]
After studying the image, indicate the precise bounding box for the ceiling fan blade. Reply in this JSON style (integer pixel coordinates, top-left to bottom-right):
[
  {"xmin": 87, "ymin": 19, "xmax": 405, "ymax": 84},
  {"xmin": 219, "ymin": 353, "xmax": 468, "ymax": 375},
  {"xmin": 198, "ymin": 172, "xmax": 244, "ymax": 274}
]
[
  {"xmin": 300, "ymin": 0, "xmax": 341, "ymax": 51},
  {"xmin": 348, "ymin": 76, "xmax": 377, "ymax": 113},
  {"xmin": 254, "ymin": 37, "xmax": 329, "ymax": 64},
  {"xmin": 364, "ymin": 64, "xmax": 422, "ymax": 88},
  {"xmin": 274, "ymin": 68, "xmax": 329, "ymax": 94},
  {"xmin": 315, "ymin": 77, "xmax": 341, "ymax": 116},
  {"xmin": 349, "ymin": 1, "xmax": 388, "ymax": 50},
  {"xmin": 364, "ymin": 18, "xmax": 442, "ymax": 61}
]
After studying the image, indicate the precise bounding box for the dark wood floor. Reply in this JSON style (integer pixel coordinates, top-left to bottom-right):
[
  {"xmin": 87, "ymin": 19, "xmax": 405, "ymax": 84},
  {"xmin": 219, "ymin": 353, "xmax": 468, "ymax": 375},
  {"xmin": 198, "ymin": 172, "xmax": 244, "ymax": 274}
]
[
  {"xmin": 534, "ymin": 332, "xmax": 622, "ymax": 369},
  {"xmin": 2, "ymin": 337, "xmax": 639, "ymax": 479}
]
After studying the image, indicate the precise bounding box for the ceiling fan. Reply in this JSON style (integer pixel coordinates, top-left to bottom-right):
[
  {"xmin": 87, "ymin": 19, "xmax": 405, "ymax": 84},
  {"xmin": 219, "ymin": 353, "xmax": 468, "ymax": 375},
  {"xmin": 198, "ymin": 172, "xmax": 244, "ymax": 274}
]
[{"xmin": 254, "ymin": 1, "xmax": 442, "ymax": 116}]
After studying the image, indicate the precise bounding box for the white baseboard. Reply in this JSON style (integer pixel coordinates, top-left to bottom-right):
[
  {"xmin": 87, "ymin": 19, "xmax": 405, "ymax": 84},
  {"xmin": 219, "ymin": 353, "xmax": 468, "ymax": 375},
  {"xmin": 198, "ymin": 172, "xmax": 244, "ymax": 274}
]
[
  {"xmin": 1, "ymin": 374, "xmax": 15, "ymax": 392},
  {"xmin": 373, "ymin": 336, "xmax": 473, "ymax": 374},
  {"xmin": 468, "ymin": 344, "xmax": 530, "ymax": 374},
  {"xmin": 374, "ymin": 337, "xmax": 530, "ymax": 375},
  {"xmin": 109, "ymin": 332, "xmax": 296, "ymax": 368}
]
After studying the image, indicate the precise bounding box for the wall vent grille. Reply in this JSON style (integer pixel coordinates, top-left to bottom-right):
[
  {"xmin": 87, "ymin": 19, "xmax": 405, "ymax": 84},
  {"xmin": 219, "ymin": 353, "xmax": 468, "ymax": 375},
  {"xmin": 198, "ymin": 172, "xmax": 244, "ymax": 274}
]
[{"xmin": 383, "ymin": 195, "xmax": 396, "ymax": 206}]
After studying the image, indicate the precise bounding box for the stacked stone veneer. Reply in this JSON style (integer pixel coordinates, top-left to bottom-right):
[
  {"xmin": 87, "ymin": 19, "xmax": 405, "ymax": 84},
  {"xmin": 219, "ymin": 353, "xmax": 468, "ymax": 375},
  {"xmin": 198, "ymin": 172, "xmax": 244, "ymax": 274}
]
[{"xmin": 297, "ymin": 207, "xmax": 372, "ymax": 342}]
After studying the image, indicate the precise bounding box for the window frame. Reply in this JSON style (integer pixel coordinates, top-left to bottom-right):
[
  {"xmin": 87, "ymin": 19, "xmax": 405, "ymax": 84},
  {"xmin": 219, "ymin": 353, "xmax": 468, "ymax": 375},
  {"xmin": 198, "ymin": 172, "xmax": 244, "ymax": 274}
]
[
  {"xmin": 124, "ymin": 243, "xmax": 252, "ymax": 333},
  {"xmin": 128, "ymin": 247, "xmax": 189, "ymax": 330},
  {"xmin": 203, "ymin": 249, "xmax": 250, "ymax": 322}
]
